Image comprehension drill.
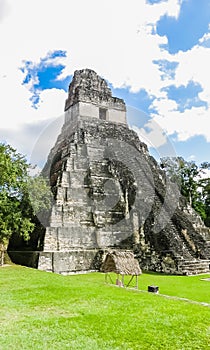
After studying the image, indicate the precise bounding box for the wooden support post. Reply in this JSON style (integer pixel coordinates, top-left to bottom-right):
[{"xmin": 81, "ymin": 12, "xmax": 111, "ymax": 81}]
[
  {"xmin": 108, "ymin": 273, "xmax": 114, "ymax": 284},
  {"xmin": 126, "ymin": 275, "xmax": 134, "ymax": 288},
  {"xmin": 122, "ymin": 274, "xmax": 124, "ymax": 287}
]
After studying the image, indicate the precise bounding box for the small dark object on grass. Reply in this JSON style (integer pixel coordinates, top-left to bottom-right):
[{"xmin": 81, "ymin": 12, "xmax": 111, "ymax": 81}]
[{"xmin": 148, "ymin": 285, "xmax": 159, "ymax": 293}]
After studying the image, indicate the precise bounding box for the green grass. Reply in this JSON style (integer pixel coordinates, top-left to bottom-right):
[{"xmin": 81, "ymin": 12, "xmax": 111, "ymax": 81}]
[{"xmin": 0, "ymin": 266, "xmax": 210, "ymax": 349}]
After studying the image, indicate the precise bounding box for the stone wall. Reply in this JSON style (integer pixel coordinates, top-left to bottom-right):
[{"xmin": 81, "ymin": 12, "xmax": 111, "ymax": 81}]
[
  {"xmin": 9, "ymin": 69, "xmax": 210, "ymax": 275},
  {"xmin": 38, "ymin": 115, "xmax": 210, "ymax": 275}
]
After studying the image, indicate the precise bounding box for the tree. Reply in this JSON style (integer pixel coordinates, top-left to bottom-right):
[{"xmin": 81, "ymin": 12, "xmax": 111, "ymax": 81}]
[
  {"xmin": 0, "ymin": 144, "xmax": 52, "ymax": 265},
  {"xmin": 22, "ymin": 174, "xmax": 53, "ymax": 250},
  {"xmin": 0, "ymin": 144, "xmax": 34, "ymax": 264},
  {"xmin": 160, "ymin": 157, "xmax": 200, "ymax": 205},
  {"xmin": 26, "ymin": 175, "xmax": 53, "ymax": 218},
  {"xmin": 160, "ymin": 156, "xmax": 210, "ymax": 225},
  {"xmin": 199, "ymin": 177, "xmax": 210, "ymax": 227}
]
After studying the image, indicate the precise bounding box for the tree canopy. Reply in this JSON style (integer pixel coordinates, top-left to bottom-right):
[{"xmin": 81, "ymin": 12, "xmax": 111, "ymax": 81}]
[
  {"xmin": 0, "ymin": 144, "xmax": 33, "ymax": 246},
  {"xmin": 160, "ymin": 156, "xmax": 210, "ymax": 226},
  {"xmin": 0, "ymin": 143, "xmax": 52, "ymax": 264}
]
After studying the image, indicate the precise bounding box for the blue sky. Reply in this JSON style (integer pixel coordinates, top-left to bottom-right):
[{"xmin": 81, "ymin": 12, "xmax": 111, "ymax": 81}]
[
  {"xmin": 156, "ymin": 0, "xmax": 210, "ymax": 53},
  {"xmin": 0, "ymin": 0, "xmax": 210, "ymax": 170}
]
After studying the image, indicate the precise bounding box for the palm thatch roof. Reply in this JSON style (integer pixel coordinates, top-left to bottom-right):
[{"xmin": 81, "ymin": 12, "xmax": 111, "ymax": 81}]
[{"xmin": 102, "ymin": 250, "xmax": 142, "ymax": 275}]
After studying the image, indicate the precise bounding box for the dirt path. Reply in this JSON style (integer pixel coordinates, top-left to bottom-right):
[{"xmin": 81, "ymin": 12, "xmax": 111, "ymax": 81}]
[{"xmin": 154, "ymin": 292, "xmax": 210, "ymax": 308}]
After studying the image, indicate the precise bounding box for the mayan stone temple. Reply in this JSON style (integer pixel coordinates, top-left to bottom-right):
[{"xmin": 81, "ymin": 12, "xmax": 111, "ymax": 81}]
[{"xmin": 10, "ymin": 69, "xmax": 210, "ymax": 275}]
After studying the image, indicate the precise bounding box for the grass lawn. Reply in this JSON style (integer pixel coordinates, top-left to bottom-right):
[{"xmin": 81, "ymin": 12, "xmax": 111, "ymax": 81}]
[{"xmin": 0, "ymin": 265, "xmax": 210, "ymax": 349}]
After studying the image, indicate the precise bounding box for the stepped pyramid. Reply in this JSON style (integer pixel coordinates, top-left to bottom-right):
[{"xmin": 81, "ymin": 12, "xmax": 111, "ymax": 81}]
[{"xmin": 19, "ymin": 69, "xmax": 210, "ymax": 274}]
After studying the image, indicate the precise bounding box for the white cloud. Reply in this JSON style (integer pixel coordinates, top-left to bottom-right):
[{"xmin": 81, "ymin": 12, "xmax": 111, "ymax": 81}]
[
  {"xmin": 0, "ymin": 67, "xmax": 66, "ymax": 129},
  {"xmin": 0, "ymin": 114, "xmax": 64, "ymax": 166},
  {"xmin": 153, "ymin": 105, "xmax": 210, "ymax": 142},
  {"xmin": 0, "ymin": 0, "xmax": 10, "ymax": 21},
  {"xmin": 1, "ymin": 0, "xmax": 209, "ymax": 164},
  {"xmin": 175, "ymin": 45, "xmax": 210, "ymax": 104},
  {"xmin": 199, "ymin": 25, "xmax": 210, "ymax": 44},
  {"xmin": 0, "ymin": 1, "xmax": 180, "ymax": 140},
  {"xmin": 148, "ymin": 40, "xmax": 210, "ymax": 143},
  {"xmin": 1, "ymin": 0, "xmax": 181, "ymax": 92}
]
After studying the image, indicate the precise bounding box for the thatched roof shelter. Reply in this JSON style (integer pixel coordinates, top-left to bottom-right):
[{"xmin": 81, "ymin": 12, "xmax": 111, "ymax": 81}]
[
  {"xmin": 102, "ymin": 251, "xmax": 142, "ymax": 288},
  {"xmin": 102, "ymin": 250, "xmax": 142, "ymax": 276}
]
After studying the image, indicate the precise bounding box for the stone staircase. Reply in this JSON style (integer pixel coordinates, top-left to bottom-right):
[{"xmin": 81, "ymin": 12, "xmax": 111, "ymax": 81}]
[{"xmin": 177, "ymin": 258, "xmax": 210, "ymax": 275}]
